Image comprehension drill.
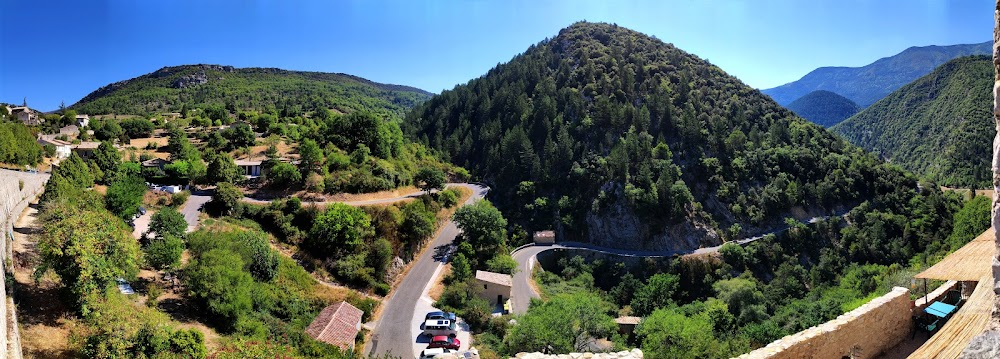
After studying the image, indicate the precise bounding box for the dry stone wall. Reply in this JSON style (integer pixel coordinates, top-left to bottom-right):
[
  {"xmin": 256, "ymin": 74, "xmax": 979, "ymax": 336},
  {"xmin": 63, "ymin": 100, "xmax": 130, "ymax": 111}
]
[{"xmin": 736, "ymin": 287, "xmax": 912, "ymax": 359}]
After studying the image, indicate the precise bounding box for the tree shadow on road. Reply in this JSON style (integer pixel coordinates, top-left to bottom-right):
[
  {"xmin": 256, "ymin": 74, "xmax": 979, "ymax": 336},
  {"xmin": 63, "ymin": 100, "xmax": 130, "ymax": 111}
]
[{"xmin": 432, "ymin": 243, "xmax": 454, "ymax": 263}]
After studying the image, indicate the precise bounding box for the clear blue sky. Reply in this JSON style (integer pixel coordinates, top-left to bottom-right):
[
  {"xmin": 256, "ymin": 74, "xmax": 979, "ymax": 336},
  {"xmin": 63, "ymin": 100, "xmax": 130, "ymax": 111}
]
[{"xmin": 0, "ymin": 0, "xmax": 993, "ymax": 112}]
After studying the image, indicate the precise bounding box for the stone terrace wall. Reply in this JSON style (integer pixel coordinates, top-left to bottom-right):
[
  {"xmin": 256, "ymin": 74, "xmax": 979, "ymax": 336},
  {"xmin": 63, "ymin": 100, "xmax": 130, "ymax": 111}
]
[
  {"xmin": 737, "ymin": 287, "xmax": 912, "ymax": 359},
  {"xmin": 0, "ymin": 169, "xmax": 48, "ymax": 359}
]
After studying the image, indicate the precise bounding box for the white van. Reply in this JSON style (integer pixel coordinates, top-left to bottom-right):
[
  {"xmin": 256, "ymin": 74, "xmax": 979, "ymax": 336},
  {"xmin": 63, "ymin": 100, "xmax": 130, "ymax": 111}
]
[
  {"xmin": 422, "ymin": 319, "xmax": 457, "ymax": 337},
  {"xmin": 420, "ymin": 348, "xmax": 455, "ymax": 359}
]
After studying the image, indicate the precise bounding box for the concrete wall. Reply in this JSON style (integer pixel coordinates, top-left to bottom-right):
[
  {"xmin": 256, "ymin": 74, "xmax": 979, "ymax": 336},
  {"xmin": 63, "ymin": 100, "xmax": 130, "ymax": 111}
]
[
  {"xmin": 1, "ymin": 169, "xmax": 48, "ymax": 359},
  {"xmin": 736, "ymin": 287, "xmax": 912, "ymax": 359}
]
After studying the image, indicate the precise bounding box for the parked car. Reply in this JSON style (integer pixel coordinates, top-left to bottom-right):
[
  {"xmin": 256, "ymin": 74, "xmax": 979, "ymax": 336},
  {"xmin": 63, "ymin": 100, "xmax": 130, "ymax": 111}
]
[
  {"xmin": 428, "ymin": 335, "xmax": 460, "ymax": 350},
  {"xmin": 116, "ymin": 278, "xmax": 135, "ymax": 295},
  {"xmin": 419, "ymin": 348, "xmax": 455, "ymax": 359},
  {"xmin": 425, "ymin": 311, "xmax": 457, "ymax": 322},
  {"xmin": 422, "ymin": 319, "xmax": 457, "ymax": 338},
  {"xmin": 138, "ymin": 206, "xmax": 147, "ymax": 215}
]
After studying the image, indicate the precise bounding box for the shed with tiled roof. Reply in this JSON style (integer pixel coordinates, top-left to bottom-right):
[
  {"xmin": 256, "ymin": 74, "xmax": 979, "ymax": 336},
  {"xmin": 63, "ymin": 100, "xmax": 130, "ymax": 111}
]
[{"xmin": 304, "ymin": 301, "xmax": 364, "ymax": 350}]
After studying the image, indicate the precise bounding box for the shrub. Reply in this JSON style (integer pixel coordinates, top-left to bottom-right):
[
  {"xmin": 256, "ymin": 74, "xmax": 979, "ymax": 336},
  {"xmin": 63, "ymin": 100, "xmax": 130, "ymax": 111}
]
[{"xmin": 146, "ymin": 234, "xmax": 184, "ymax": 270}]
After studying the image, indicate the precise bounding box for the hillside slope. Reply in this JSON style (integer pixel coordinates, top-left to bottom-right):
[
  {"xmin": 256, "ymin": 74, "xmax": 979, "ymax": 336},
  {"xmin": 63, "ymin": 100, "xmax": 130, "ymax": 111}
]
[
  {"xmin": 786, "ymin": 90, "xmax": 861, "ymax": 127},
  {"xmin": 70, "ymin": 64, "xmax": 432, "ymax": 118},
  {"xmin": 762, "ymin": 41, "xmax": 990, "ymax": 107},
  {"xmin": 832, "ymin": 55, "xmax": 994, "ymax": 188},
  {"xmin": 405, "ymin": 22, "xmax": 915, "ymax": 251}
]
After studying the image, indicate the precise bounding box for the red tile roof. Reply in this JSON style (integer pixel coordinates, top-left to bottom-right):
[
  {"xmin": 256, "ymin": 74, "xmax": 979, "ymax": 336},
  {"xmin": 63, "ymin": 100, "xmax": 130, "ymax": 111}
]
[{"xmin": 305, "ymin": 301, "xmax": 364, "ymax": 350}]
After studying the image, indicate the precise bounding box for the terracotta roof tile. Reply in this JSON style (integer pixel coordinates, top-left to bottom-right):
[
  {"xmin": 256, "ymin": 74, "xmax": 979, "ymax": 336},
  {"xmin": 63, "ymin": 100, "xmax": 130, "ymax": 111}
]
[{"xmin": 305, "ymin": 301, "xmax": 364, "ymax": 350}]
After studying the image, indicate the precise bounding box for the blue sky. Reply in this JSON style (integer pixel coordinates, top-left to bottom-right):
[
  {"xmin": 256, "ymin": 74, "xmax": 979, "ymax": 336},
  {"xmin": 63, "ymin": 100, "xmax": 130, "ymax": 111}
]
[{"xmin": 0, "ymin": 0, "xmax": 993, "ymax": 112}]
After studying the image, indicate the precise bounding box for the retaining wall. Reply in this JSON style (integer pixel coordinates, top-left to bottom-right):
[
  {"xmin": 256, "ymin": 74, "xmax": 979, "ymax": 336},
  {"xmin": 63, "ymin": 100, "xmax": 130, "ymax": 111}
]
[
  {"xmin": 0, "ymin": 169, "xmax": 48, "ymax": 359},
  {"xmin": 737, "ymin": 287, "xmax": 912, "ymax": 359}
]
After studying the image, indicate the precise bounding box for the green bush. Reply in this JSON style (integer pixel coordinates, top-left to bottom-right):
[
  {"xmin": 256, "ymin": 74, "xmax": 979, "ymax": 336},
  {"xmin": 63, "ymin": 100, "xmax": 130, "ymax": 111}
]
[{"xmin": 145, "ymin": 234, "xmax": 184, "ymax": 270}]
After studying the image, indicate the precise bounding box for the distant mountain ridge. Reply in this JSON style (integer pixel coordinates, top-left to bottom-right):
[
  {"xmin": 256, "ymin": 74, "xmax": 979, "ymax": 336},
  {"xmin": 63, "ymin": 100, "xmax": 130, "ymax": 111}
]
[
  {"xmin": 762, "ymin": 41, "xmax": 991, "ymax": 107},
  {"xmin": 786, "ymin": 90, "xmax": 860, "ymax": 127},
  {"xmin": 70, "ymin": 64, "xmax": 432, "ymax": 118},
  {"xmin": 832, "ymin": 55, "xmax": 994, "ymax": 188}
]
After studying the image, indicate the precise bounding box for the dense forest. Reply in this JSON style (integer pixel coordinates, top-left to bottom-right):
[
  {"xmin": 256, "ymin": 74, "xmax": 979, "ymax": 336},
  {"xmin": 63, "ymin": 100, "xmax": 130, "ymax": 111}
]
[
  {"xmin": 785, "ymin": 90, "xmax": 860, "ymax": 128},
  {"xmin": 69, "ymin": 64, "xmax": 432, "ymax": 119},
  {"xmin": 405, "ymin": 21, "xmax": 925, "ymax": 250},
  {"xmin": 762, "ymin": 41, "xmax": 991, "ymax": 107},
  {"xmin": 832, "ymin": 55, "xmax": 993, "ymax": 188}
]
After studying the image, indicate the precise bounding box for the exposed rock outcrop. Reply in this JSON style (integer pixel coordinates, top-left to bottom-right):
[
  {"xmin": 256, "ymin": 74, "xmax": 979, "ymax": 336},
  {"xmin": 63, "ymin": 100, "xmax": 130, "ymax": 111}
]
[{"xmin": 584, "ymin": 186, "xmax": 719, "ymax": 252}]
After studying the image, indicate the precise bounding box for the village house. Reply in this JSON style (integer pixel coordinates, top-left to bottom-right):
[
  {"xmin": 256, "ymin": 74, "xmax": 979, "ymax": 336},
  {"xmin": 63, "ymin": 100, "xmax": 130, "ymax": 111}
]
[
  {"xmin": 141, "ymin": 158, "xmax": 169, "ymax": 171},
  {"xmin": 235, "ymin": 159, "xmax": 263, "ymax": 178},
  {"xmin": 76, "ymin": 114, "xmax": 90, "ymax": 127},
  {"xmin": 10, "ymin": 106, "xmax": 41, "ymax": 125},
  {"xmin": 72, "ymin": 141, "xmax": 101, "ymax": 159},
  {"xmin": 304, "ymin": 301, "xmax": 364, "ymax": 351},
  {"xmin": 37, "ymin": 138, "xmax": 72, "ymax": 158},
  {"xmin": 475, "ymin": 270, "xmax": 513, "ymax": 308}
]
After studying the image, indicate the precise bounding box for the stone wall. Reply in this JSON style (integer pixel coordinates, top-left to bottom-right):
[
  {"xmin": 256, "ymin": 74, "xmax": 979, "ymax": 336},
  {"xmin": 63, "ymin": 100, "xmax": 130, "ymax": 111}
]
[
  {"xmin": 737, "ymin": 287, "xmax": 912, "ymax": 359},
  {"xmin": 0, "ymin": 169, "xmax": 48, "ymax": 359},
  {"xmin": 510, "ymin": 349, "xmax": 643, "ymax": 359}
]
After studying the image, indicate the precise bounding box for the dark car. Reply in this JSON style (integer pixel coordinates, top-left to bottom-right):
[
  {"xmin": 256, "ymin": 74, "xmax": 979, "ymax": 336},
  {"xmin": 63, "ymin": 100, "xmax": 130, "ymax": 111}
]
[
  {"xmin": 427, "ymin": 335, "xmax": 460, "ymax": 350},
  {"xmin": 139, "ymin": 206, "xmax": 147, "ymax": 215},
  {"xmin": 425, "ymin": 311, "xmax": 457, "ymax": 322}
]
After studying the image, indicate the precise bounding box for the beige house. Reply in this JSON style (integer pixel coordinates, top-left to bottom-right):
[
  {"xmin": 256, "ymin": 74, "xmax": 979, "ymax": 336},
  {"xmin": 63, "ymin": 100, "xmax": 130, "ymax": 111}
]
[
  {"xmin": 72, "ymin": 142, "xmax": 101, "ymax": 159},
  {"xmin": 37, "ymin": 138, "xmax": 72, "ymax": 158},
  {"xmin": 11, "ymin": 106, "xmax": 41, "ymax": 125},
  {"xmin": 235, "ymin": 159, "xmax": 263, "ymax": 177},
  {"xmin": 475, "ymin": 270, "xmax": 512, "ymax": 306},
  {"xmin": 76, "ymin": 114, "xmax": 90, "ymax": 128},
  {"xmin": 533, "ymin": 230, "xmax": 556, "ymax": 245}
]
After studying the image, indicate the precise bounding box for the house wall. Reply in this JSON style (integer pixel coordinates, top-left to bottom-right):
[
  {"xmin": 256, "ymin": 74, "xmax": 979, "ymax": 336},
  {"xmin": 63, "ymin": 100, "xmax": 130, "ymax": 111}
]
[
  {"xmin": 476, "ymin": 279, "xmax": 511, "ymax": 305},
  {"xmin": 736, "ymin": 287, "xmax": 912, "ymax": 359}
]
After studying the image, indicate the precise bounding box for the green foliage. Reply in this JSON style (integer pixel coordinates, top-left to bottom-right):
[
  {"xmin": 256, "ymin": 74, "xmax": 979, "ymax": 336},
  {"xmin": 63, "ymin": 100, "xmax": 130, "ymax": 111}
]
[
  {"xmin": 636, "ymin": 308, "xmax": 721, "ymax": 359},
  {"xmin": 415, "ymin": 167, "xmax": 446, "ymax": 192},
  {"xmin": 630, "ymin": 273, "xmax": 679, "ymax": 316},
  {"xmin": 437, "ymin": 188, "xmax": 460, "ymax": 208},
  {"xmin": 785, "ymin": 90, "xmax": 860, "ymax": 127},
  {"xmin": 449, "ymin": 253, "xmax": 473, "ymax": 282},
  {"xmin": 485, "ymin": 254, "xmax": 518, "ymax": 275},
  {"xmin": 223, "ymin": 122, "xmax": 256, "ymax": 149},
  {"xmin": 944, "ymin": 196, "xmax": 990, "ymax": 252},
  {"xmin": 307, "ymin": 203, "xmax": 373, "ymax": 258},
  {"xmin": 0, "ymin": 121, "xmax": 42, "ymax": 165},
  {"xmin": 211, "ymin": 182, "xmax": 243, "ymax": 216},
  {"xmin": 185, "ymin": 248, "xmax": 255, "ymax": 331},
  {"xmin": 762, "ymin": 41, "xmax": 991, "ymax": 106},
  {"xmin": 70, "ymin": 64, "xmax": 431, "ymax": 119},
  {"xmin": 267, "ymin": 161, "xmax": 302, "ymax": 187},
  {"xmin": 80, "ymin": 292, "xmax": 207, "ymax": 359},
  {"xmin": 105, "ymin": 174, "xmax": 147, "ymax": 220},
  {"xmin": 120, "ymin": 117, "xmax": 155, "ymax": 139},
  {"xmin": 504, "ymin": 292, "xmax": 617, "ymax": 353},
  {"xmin": 149, "ymin": 207, "xmax": 187, "ymax": 239},
  {"xmin": 207, "ymin": 153, "xmax": 242, "ymax": 184},
  {"xmin": 407, "ymin": 21, "xmax": 907, "ymax": 240},
  {"xmin": 145, "ymin": 234, "xmax": 184, "ymax": 271},
  {"xmin": 833, "ymin": 56, "xmax": 994, "ymax": 188},
  {"xmin": 713, "ymin": 277, "xmax": 767, "ymax": 326},
  {"xmin": 452, "ymin": 200, "xmax": 507, "ymax": 263},
  {"xmin": 38, "ymin": 204, "xmax": 142, "ymax": 313}
]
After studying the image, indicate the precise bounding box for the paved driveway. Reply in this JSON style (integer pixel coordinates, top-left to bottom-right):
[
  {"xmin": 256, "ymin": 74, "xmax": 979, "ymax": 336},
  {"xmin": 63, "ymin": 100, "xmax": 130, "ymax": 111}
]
[{"xmin": 180, "ymin": 191, "xmax": 212, "ymax": 233}]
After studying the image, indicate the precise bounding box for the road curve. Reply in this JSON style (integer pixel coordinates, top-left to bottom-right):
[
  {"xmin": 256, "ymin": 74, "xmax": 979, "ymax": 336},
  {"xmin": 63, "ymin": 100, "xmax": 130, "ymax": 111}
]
[
  {"xmin": 509, "ymin": 213, "xmax": 847, "ymax": 314},
  {"xmin": 366, "ymin": 183, "xmax": 488, "ymax": 359}
]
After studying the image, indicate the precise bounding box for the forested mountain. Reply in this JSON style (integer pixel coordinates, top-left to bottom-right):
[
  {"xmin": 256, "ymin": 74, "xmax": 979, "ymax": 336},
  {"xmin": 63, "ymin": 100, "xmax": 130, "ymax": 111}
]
[
  {"xmin": 405, "ymin": 22, "xmax": 918, "ymax": 251},
  {"xmin": 832, "ymin": 56, "xmax": 994, "ymax": 188},
  {"xmin": 70, "ymin": 64, "xmax": 432, "ymax": 118},
  {"xmin": 762, "ymin": 41, "xmax": 990, "ymax": 107},
  {"xmin": 786, "ymin": 90, "xmax": 860, "ymax": 127}
]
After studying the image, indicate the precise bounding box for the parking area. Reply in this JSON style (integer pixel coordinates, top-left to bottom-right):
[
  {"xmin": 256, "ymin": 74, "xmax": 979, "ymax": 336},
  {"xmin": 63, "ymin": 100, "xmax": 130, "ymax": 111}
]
[{"xmin": 410, "ymin": 293, "xmax": 472, "ymax": 358}]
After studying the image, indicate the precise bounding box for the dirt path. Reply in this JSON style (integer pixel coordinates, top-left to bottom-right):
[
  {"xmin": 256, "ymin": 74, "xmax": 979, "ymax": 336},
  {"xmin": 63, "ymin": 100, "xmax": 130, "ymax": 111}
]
[{"xmin": 12, "ymin": 202, "xmax": 78, "ymax": 359}]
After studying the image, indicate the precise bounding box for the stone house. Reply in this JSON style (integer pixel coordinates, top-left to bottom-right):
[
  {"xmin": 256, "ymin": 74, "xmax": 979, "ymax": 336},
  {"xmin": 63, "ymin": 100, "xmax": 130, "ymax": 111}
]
[{"xmin": 475, "ymin": 270, "xmax": 512, "ymax": 307}]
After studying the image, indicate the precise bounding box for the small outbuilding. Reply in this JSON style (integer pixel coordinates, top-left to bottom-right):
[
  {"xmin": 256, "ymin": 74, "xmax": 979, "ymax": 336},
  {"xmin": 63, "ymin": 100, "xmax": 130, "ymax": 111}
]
[
  {"xmin": 533, "ymin": 230, "xmax": 555, "ymax": 245},
  {"xmin": 235, "ymin": 159, "xmax": 263, "ymax": 177},
  {"xmin": 305, "ymin": 301, "xmax": 364, "ymax": 351},
  {"xmin": 475, "ymin": 270, "xmax": 512, "ymax": 307},
  {"xmin": 72, "ymin": 142, "xmax": 101, "ymax": 159},
  {"xmin": 615, "ymin": 316, "xmax": 641, "ymax": 337}
]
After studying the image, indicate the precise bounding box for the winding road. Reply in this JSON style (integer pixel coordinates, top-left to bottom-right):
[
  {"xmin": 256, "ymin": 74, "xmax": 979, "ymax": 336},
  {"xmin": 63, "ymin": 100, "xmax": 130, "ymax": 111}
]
[
  {"xmin": 509, "ymin": 213, "xmax": 847, "ymax": 314},
  {"xmin": 365, "ymin": 183, "xmax": 488, "ymax": 359}
]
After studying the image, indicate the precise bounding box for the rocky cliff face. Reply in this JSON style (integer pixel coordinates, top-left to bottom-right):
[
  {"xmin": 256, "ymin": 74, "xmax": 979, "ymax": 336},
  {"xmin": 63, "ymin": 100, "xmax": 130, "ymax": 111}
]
[{"xmin": 584, "ymin": 189, "xmax": 720, "ymax": 252}]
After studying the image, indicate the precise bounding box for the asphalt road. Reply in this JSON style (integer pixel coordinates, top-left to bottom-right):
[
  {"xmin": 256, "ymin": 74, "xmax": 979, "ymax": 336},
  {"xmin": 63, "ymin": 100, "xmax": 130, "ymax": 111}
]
[
  {"xmin": 366, "ymin": 183, "xmax": 488, "ymax": 359},
  {"xmin": 509, "ymin": 213, "xmax": 848, "ymax": 314},
  {"xmin": 180, "ymin": 191, "xmax": 212, "ymax": 233}
]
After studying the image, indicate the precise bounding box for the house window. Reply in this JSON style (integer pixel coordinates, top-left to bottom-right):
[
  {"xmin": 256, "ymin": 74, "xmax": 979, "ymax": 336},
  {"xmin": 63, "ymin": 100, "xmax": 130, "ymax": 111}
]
[{"xmin": 484, "ymin": 284, "xmax": 488, "ymax": 289}]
